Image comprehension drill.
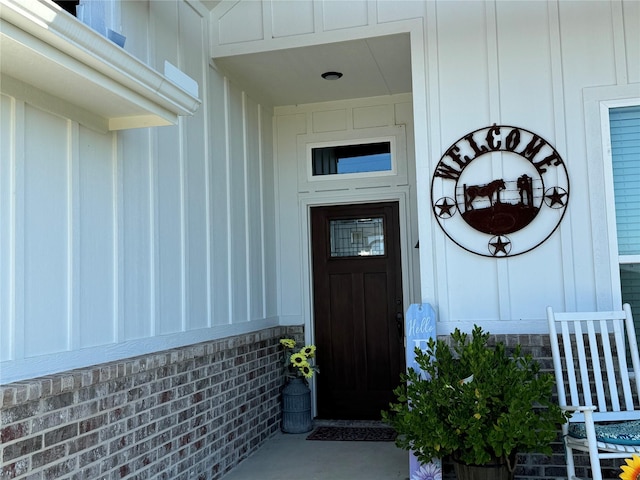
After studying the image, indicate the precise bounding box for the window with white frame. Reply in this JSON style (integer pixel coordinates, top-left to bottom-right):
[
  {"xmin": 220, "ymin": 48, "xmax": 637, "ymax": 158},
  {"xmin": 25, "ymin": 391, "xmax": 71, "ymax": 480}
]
[{"xmin": 608, "ymin": 103, "xmax": 640, "ymax": 341}]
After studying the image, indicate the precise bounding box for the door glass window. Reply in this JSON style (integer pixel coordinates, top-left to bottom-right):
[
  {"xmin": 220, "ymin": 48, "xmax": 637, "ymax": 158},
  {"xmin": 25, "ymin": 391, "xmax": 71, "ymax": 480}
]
[{"xmin": 329, "ymin": 217, "xmax": 385, "ymax": 257}]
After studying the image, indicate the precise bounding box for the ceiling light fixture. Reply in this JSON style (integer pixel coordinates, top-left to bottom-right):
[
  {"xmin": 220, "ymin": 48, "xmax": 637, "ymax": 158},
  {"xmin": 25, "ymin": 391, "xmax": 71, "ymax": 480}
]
[{"xmin": 321, "ymin": 71, "xmax": 343, "ymax": 80}]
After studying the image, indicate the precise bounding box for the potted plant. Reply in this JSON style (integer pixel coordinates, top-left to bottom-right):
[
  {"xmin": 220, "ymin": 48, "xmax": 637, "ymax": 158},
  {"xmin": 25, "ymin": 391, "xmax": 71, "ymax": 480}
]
[
  {"xmin": 279, "ymin": 338, "xmax": 319, "ymax": 433},
  {"xmin": 382, "ymin": 325, "xmax": 569, "ymax": 480}
]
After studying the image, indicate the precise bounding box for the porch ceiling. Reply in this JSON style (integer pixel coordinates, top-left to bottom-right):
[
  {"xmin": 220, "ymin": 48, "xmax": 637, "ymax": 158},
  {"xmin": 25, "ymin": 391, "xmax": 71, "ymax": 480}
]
[{"xmin": 212, "ymin": 33, "xmax": 412, "ymax": 107}]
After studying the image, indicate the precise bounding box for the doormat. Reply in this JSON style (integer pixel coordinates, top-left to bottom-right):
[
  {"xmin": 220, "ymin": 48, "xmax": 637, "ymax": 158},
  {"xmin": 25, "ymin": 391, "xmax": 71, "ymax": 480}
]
[{"xmin": 306, "ymin": 426, "xmax": 397, "ymax": 442}]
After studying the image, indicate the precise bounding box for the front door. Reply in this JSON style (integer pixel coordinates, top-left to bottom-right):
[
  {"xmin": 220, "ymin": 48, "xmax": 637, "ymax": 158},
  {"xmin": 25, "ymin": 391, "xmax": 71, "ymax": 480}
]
[{"xmin": 311, "ymin": 202, "xmax": 405, "ymax": 419}]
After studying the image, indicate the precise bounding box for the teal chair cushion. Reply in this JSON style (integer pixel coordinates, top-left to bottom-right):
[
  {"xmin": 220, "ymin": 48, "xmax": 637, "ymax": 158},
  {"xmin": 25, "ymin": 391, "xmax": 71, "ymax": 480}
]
[{"xmin": 568, "ymin": 419, "xmax": 640, "ymax": 445}]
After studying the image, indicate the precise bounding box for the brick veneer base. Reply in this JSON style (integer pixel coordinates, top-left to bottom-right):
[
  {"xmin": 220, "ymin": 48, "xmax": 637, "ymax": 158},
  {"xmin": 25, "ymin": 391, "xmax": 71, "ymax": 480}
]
[
  {"xmin": 2, "ymin": 330, "xmax": 631, "ymax": 480},
  {"xmin": 0, "ymin": 326, "xmax": 303, "ymax": 480}
]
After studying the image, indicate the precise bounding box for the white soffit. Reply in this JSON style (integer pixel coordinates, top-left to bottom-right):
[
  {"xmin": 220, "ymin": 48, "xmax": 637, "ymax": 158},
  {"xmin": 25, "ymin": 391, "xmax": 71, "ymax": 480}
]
[
  {"xmin": 213, "ymin": 34, "xmax": 412, "ymax": 107},
  {"xmin": 0, "ymin": 0, "xmax": 201, "ymax": 131}
]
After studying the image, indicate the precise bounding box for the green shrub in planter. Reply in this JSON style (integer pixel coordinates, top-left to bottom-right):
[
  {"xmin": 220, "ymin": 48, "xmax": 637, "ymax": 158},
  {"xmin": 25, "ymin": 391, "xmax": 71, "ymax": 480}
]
[{"xmin": 382, "ymin": 325, "xmax": 569, "ymax": 472}]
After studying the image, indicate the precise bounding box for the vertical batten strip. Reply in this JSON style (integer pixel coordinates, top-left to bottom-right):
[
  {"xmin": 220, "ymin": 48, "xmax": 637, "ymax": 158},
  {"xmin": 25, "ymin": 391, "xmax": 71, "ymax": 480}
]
[
  {"xmin": 367, "ymin": 0, "xmax": 377, "ymax": 26},
  {"xmin": 141, "ymin": 0, "xmax": 153, "ymax": 339},
  {"xmin": 201, "ymin": 32, "xmax": 213, "ymax": 329},
  {"xmin": 114, "ymin": 131, "xmax": 123, "ymax": 344},
  {"xmin": 548, "ymin": 0, "xmax": 576, "ymax": 312},
  {"xmin": 421, "ymin": 6, "xmax": 442, "ymax": 310},
  {"xmin": 264, "ymin": 0, "xmax": 272, "ymax": 42},
  {"xmin": 272, "ymin": 114, "xmax": 283, "ymax": 327},
  {"xmin": 177, "ymin": 5, "xmax": 188, "ymax": 333},
  {"xmin": 179, "ymin": 115, "xmax": 188, "ymax": 332},
  {"xmin": 258, "ymin": 104, "xmax": 267, "ymax": 318},
  {"xmin": 242, "ymin": 92, "xmax": 251, "ymax": 322},
  {"xmin": 224, "ymin": 76, "xmax": 233, "ymax": 325},
  {"xmin": 242, "ymin": 92, "xmax": 249, "ymax": 320},
  {"xmin": 611, "ymin": 0, "xmax": 628, "ymax": 86},
  {"xmin": 314, "ymin": 0, "xmax": 323, "ymax": 34},
  {"xmin": 485, "ymin": 0, "xmax": 501, "ymax": 120},
  {"xmin": 7, "ymin": 97, "xmax": 20, "ymax": 360},
  {"xmin": 69, "ymin": 121, "xmax": 80, "ymax": 352},
  {"xmin": 150, "ymin": 128, "xmax": 159, "ymax": 337},
  {"xmin": 149, "ymin": 1, "xmax": 159, "ymax": 338},
  {"xmin": 485, "ymin": 1, "xmax": 510, "ymax": 320}
]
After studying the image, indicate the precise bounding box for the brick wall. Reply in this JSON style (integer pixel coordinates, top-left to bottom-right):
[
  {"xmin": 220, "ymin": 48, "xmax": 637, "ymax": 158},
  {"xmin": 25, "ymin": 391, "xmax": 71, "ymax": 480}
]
[
  {"xmin": 0, "ymin": 326, "xmax": 303, "ymax": 480},
  {"xmin": 2, "ymin": 330, "xmax": 629, "ymax": 480},
  {"xmin": 438, "ymin": 333, "xmax": 626, "ymax": 480}
]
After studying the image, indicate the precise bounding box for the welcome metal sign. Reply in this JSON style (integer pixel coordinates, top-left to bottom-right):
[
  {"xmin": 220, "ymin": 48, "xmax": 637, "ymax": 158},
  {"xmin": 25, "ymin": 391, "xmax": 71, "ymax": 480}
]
[{"xmin": 431, "ymin": 125, "xmax": 569, "ymax": 257}]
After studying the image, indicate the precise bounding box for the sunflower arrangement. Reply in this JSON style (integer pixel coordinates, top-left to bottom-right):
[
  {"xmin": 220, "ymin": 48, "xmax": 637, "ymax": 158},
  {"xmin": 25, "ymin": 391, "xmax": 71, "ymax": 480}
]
[
  {"xmin": 620, "ymin": 455, "xmax": 640, "ymax": 480},
  {"xmin": 279, "ymin": 338, "xmax": 319, "ymax": 380}
]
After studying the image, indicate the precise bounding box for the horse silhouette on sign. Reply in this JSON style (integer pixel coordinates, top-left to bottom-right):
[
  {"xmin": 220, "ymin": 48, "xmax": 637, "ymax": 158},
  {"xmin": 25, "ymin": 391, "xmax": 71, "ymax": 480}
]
[{"xmin": 464, "ymin": 179, "xmax": 506, "ymax": 212}]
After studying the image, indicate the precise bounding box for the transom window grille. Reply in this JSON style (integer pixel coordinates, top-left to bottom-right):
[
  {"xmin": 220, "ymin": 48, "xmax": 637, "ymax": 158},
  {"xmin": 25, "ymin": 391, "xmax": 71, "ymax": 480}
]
[{"xmin": 329, "ymin": 217, "xmax": 385, "ymax": 257}]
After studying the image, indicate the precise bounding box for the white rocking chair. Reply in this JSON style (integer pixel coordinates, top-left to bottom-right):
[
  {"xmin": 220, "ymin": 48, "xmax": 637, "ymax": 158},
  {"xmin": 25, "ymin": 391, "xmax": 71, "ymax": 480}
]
[{"xmin": 546, "ymin": 304, "xmax": 640, "ymax": 480}]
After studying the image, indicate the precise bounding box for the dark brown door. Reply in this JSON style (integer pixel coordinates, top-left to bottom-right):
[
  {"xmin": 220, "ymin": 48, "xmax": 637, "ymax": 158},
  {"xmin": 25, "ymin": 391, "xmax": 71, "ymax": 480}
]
[{"xmin": 311, "ymin": 202, "xmax": 405, "ymax": 419}]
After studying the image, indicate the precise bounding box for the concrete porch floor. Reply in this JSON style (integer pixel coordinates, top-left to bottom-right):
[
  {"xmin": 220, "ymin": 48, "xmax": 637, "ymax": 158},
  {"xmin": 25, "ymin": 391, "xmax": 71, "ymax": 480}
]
[{"xmin": 221, "ymin": 421, "xmax": 410, "ymax": 480}]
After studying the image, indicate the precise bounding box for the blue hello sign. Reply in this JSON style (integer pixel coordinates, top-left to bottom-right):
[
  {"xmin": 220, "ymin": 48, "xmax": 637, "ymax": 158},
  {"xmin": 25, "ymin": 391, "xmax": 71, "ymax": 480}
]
[{"xmin": 405, "ymin": 303, "xmax": 442, "ymax": 480}]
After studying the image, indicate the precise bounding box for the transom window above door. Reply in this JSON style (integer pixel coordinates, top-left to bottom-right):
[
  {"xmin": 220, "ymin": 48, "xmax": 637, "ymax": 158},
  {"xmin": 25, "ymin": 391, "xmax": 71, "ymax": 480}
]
[
  {"xmin": 329, "ymin": 217, "xmax": 385, "ymax": 257},
  {"xmin": 312, "ymin": 141, "xmax": 391, "ymax": 176},
  {"xmin": 299, "ymin": 127, "xmax": 406, "ymax": 192}
]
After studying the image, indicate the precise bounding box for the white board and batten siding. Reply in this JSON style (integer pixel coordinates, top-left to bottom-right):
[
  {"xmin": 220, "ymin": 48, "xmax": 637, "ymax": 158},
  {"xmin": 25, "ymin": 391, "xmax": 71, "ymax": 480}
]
[
  {"xmin": 423, "ymin": 1, "xmax": 636, "ymax": 332},
  {"xmin": 214, "ymin": 0, "xmax": 640, "ymax": 335},
  {"xmin": 2, "ymin": 0, "xmax": 640, "ymax": 383},
  {"xmin": 0, "ymin": 0, "xmax": 277, "ymax": 384}
]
